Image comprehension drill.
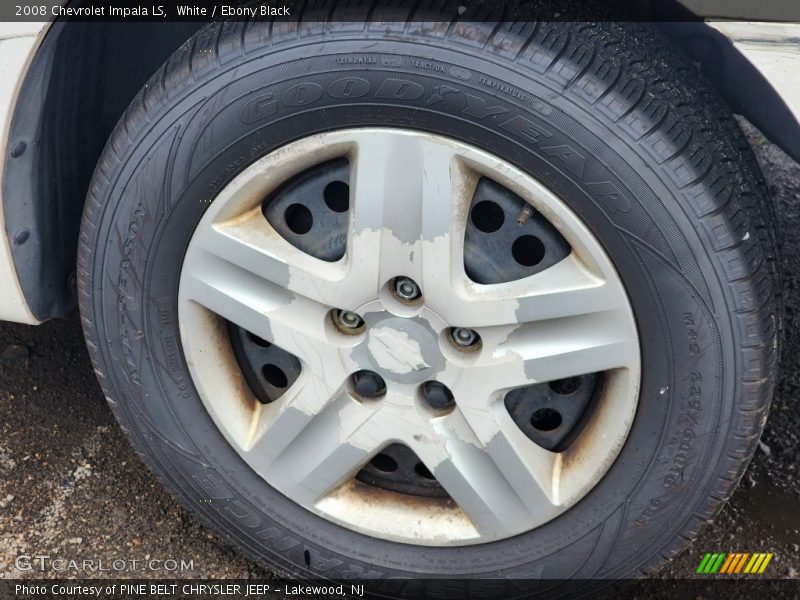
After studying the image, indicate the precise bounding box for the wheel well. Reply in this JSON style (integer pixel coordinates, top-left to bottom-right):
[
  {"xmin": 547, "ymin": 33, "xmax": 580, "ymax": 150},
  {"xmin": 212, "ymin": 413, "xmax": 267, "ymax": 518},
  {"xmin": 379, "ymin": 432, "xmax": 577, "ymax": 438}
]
[
  {"xmin": 661, "ymin": 22, "xmax": 800, "ymax": 164},
  {"xmin": 2, "ymin": 21, "xmax": 201, "ymax": 320},
  {"xmin": 3, "ymin": 20, "xmax": 798, "ymax": 321}
]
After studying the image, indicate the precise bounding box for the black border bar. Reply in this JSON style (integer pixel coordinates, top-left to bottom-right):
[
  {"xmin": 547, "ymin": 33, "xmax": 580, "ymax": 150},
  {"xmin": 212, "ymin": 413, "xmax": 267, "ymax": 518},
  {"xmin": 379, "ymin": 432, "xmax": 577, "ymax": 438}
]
[
  {"xmin": 4, "ymin": 578, "xmax": 800, "ymax": 600},
  {"xmin": 2, "ymin": 0, "xmax": 800, "ymax": 24}
]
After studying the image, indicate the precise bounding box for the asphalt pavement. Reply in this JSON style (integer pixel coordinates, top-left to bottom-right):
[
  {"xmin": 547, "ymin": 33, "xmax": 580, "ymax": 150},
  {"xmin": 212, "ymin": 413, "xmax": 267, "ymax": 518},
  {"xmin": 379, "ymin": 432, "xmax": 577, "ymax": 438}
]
[{"xmin": 0, "ymin": 120, "xmax": 798, "ymax": 588}]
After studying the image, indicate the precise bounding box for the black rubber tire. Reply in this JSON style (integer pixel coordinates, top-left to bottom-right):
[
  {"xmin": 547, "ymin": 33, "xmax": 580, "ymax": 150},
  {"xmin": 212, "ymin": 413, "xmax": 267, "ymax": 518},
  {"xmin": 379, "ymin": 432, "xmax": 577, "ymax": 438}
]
[{"xmin": 77, "ymin": 10, "xmax": 780, "ymax": 597}]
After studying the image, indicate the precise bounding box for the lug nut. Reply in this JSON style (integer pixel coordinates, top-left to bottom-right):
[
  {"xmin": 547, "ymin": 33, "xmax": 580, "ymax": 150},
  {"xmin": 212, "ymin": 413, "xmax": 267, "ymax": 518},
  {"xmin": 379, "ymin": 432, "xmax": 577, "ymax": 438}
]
[
  {"xmin": 422, "ymin": 381, "xmax": 455, "ymax": 412},
  {"xmin": 333, "ymin": 309, "xmax": 365, "ymax": 334},
  {"xmin": 352, "ymin": 370, "xmax": 386, "ymax": 399},
  {"xmin": 338, "ymin": 310, "xmax": 363, "ymax": 329},
  {"xmin": 451, "ymin": 327, "xmax": 479, "ymax": 347},
  {"xmin": 394, "ymin": 276, "xmax": 421, "ymax": 302}
]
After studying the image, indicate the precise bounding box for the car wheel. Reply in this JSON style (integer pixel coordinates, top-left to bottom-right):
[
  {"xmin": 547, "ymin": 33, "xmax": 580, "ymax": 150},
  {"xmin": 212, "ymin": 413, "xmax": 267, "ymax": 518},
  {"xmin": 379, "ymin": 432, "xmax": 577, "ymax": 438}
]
[{"xmin": 78, "ymin": 10, "xmax": 779, "ymax": 595}]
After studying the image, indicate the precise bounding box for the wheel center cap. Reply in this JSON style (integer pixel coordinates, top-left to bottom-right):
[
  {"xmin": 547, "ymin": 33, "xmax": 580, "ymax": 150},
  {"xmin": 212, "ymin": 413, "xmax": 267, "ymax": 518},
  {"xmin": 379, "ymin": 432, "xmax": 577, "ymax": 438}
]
[
  {"xmin": 368, "ymin": 326, "xmax": 428, "ymax": 374},
  {"xmin": 354, "ymin": 316, "xmax": 444, "ymax": 383}
]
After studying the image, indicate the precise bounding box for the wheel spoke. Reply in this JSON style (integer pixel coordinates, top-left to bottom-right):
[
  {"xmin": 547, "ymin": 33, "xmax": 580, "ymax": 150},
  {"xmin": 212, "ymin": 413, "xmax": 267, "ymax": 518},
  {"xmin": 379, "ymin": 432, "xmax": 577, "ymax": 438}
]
[
  {"xmin": 444, "ymin": 253, "xmax": 623, "ymax": 328},
  {"xmin": 193, "ymin": 217, "xmax": 369, "ymax": 308},
  {"xmin": 250, "ymin": 391, "xmax": 421, "ymax": 506},
  {"xmin": 347, "ymin": 132, "xmax": 469, "ymax": 295},
  {"xmin": 181, "ymin": 249, "xmax": 338, "ymax": 361},
  {"xmin": 248, "ymin": 391, "xmax": 372, "ymax": 506},
  {"xmin": 242, "ymin": 371, "xmax": 334, "ymax": 453},
  {"xmin": 459, "ymin": 305, "xmax": 637, "ymax": 395},
  {"xmin": 405, "ymin": 408, "xmax": 557, "ymax": 535}
]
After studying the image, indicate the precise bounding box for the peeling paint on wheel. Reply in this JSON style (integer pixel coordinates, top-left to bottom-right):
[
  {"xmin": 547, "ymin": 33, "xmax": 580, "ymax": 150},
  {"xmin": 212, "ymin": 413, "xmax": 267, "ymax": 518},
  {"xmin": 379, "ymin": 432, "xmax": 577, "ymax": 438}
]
[{"xmin": 176, "ymin": 129, "xmax": 640, "ymax": 546}]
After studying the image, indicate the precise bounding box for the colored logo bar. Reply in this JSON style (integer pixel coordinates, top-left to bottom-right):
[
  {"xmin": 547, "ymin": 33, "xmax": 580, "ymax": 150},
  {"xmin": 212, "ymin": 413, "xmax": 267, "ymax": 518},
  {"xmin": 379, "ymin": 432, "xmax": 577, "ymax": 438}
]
[{"xmin": 696, "ymin": 552, "xmax": 773, "ymax": 574}]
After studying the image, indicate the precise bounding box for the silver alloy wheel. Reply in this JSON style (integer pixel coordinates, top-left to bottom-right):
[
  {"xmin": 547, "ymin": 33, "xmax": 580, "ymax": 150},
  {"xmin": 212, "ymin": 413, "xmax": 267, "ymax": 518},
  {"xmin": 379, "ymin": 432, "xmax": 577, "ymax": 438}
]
[{"xmin": 177, "ymin": 129, "xmax": 641, "ymax": 546}]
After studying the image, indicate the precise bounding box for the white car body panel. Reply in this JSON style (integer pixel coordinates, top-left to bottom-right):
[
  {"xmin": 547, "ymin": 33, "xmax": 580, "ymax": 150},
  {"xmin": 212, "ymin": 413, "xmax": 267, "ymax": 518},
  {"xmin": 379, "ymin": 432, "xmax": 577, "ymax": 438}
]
[
  {"xmin": 710, "ymin": 21, "xmax": 800, "ymax": 130},
  {"xmin": 0, "ymin": 20, "xmax": 798, "ymax": 324},
  {"xmin": 0, "ymin": 23, "xmax": 47, "ymax": 324}
]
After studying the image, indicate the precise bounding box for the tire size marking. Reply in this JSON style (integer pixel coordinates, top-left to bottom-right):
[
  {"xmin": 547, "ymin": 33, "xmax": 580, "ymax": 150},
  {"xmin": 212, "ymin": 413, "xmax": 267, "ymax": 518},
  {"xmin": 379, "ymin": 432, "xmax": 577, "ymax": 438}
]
[{"xmin": 662, "ymin": 313, "xmax": 704, "ymax": 489}]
